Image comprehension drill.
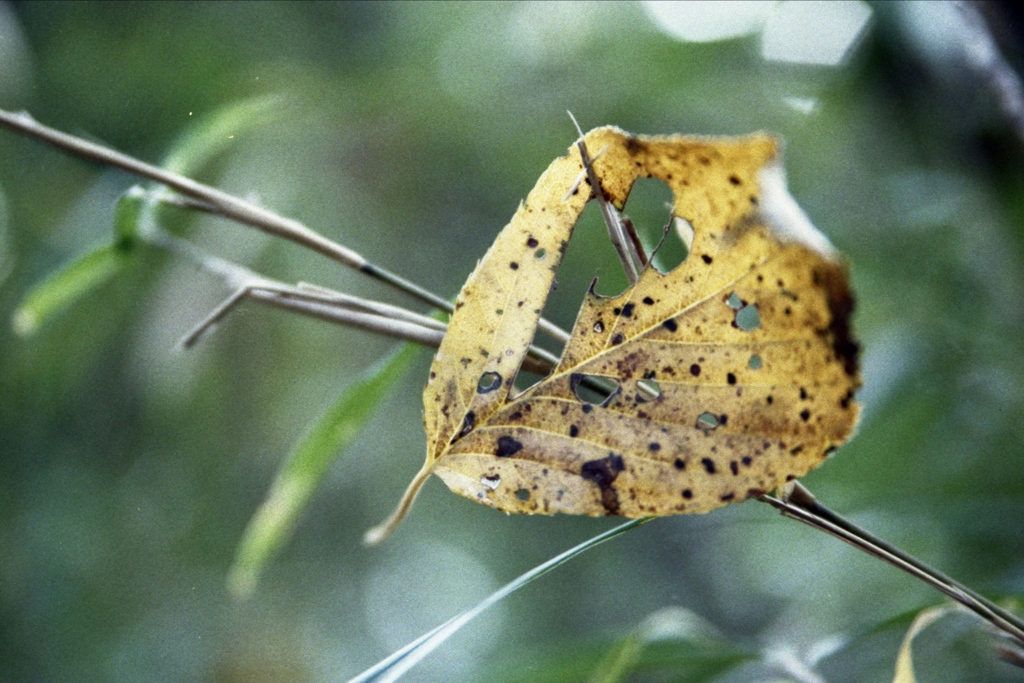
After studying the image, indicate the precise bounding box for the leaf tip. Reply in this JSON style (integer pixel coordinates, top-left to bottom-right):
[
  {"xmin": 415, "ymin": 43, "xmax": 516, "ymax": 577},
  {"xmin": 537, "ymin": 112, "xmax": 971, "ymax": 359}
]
[
  {"xmin": 363, "ymin": 462, "xmax": 434, "ymax": 546},
  {"xmin": 11, "ymin": 307, "xmax": 37, "ymax": 337},
  {"xmin": 362, "ymin": 524, "xmax": 389, "ymax": 547}
]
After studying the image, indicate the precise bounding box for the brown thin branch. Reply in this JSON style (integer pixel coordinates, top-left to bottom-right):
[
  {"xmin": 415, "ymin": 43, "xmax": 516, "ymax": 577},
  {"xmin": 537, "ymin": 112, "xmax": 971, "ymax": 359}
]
[
  {"xmin": 0, "ymin": 107, "xmax": 573, "ymax": 345},
  {"xmin": 760, "ymin": 483, "xmax": 1024, "ymax": 648}
]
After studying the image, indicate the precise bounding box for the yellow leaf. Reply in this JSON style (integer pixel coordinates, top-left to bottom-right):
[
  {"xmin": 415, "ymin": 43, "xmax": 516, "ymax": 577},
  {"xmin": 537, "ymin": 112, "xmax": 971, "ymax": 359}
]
[
  {"xmin": 892, "ymin": 605, "xmax": 954, "ymax": 683},
  {"xmin": 366, "ymin": 126, "xmax": 861, "ymax": 542}
]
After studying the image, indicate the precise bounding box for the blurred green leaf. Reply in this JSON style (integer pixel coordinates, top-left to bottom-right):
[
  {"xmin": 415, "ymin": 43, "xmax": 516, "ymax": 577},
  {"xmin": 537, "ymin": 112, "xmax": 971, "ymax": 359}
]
[
  {"xmin": 585, "ymin": 606, "xmax": 748, "ymax": 683},
  {"xmin": 228, "ymin": 342, "xmax": 419, "ymax": 599},
  {"xmin": 483, "ymin": 606, "xmax": 751, "ymax": 683},
  {"xmin": 113, "ymin": 185, "xmax": 146, "ymax": 247},
  {"xmin": 493, "ymin": 639, "xmax": 751, "ymax": 683},
  {"xmin": 160, "ymin": 94, "xmax": 285, "ymax": 177},
  {"xmin": 348, "ymin": 517, "xmax": 651, "ymax": 683},
  {"xmin": 12, "ymin": 243, "xmax": 129, "ymax": 337}
]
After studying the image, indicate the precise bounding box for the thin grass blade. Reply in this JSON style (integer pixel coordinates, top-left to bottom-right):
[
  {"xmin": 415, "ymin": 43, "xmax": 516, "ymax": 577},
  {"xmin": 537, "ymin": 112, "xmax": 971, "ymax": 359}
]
[
  {"xmin": 12, "ymin": 243, "xmax": 129, "ymax": 337},
  {"xmin": 160, "ymin": 94, "xmax": 284, "ymax": 177},
  {"xmin": 228, "ymin": 343, "xmax": 419, "ymax": 599},
  {"xmin": 348, "ymin": 517, "xmax": 651, "ymax": 683}
]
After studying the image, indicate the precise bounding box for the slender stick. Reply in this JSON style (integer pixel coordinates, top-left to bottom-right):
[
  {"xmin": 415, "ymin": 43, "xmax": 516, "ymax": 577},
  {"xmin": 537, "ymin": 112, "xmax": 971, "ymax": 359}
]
[
  {"xmin": 148, "ymin": 227, "xmax": 560, "ymax": 374},
  {"xmin": 568, "ymin": 112, "xmax": 643, "ymax": 284},
  {"xmin": 0, "ymin": 107, "xmax": 572, "ymax": 345},
  {"xmin": 760, "ymin": 484, "xmax": 1024, "ymax": 647}
]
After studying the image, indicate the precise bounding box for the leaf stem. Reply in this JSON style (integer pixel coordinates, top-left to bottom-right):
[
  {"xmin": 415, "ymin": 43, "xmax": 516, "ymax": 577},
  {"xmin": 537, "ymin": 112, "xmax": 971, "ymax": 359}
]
[{"xmin": 760, "ymin": 483, "xmax": 1024, "ymax": 647}]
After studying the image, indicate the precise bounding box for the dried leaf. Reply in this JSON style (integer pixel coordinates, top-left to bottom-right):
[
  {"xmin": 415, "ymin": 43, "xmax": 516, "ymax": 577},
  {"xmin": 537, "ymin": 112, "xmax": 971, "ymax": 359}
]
[{"xmin": 368, "ymin": 126, "xmax": 860, "ymax": 541}]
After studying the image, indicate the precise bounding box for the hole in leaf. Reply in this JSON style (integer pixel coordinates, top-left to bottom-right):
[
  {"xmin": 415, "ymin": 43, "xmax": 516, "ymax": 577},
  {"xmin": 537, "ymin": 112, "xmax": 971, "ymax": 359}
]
[
  {"xmin": 535, "ymin": 248, "xmax": 546, "ymax": 259},
  {"xmin": 675, "ymin": 216, "xmax": 694, "ymax": 254},
  {"xmin": 481, "ymin": 474, "xmax": 500, "ymax": 490},
  {"xmin": 748, "ymin": 354, "xmax": 763, "ymax": 370},
  {"xmin": 696, "ymin": 412, "xmax": 719, "ymax": 430},
  {"xmin": 637, "ymin": 378, "xmax": 661, "ymax": 401},
  {"xmin": 570, "ymin": 373, "xmax": 619, "ymax": 406},
  {"xmin": 477, "ymin": 371, "xmax": 503, "ymax": 393},
  {"xmin": 620, "ymin": 178, "xmax": 683, "ymax": 273},
  {"xmin": 726, "ymin": 292, "xmax": 743, "ymax": 310},
  {"xmin": 735, "ymin": 304, "xmax": 761, "ymax": 331},
  {"xmin": 515, "ymin": 488, "xmax": 530, "ymax": 501}
]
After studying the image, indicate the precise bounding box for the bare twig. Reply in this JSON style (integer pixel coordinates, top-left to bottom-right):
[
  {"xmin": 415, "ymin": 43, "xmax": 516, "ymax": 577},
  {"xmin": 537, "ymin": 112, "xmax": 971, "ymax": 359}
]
[
  {"xmin": 760, "ymin": 483, "xmax": 1024, "ymax": 648},
  {"xmin": 568, "ymin": 111, "xmax": 643, "ymax": 284},
  {"xmin": 0, "ymin": 107, "xmax": 572, "ymax": 345},
  {"xmin": 147, "ymin": 228, "xmax": 558, "ymax": 374}
]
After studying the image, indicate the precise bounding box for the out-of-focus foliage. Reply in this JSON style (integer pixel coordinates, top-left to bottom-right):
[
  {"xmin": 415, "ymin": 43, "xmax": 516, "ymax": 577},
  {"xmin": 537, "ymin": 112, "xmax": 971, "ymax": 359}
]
[{"xmin": 1, "ymin": 2, "xmax": 1023, "ymax": 681}]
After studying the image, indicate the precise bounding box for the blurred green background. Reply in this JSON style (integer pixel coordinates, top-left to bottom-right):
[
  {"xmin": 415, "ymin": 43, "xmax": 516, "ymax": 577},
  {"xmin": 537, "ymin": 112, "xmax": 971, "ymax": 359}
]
[{"xmin": 2, "ymin": 2, "xmax": 1023, "ymax": 681}]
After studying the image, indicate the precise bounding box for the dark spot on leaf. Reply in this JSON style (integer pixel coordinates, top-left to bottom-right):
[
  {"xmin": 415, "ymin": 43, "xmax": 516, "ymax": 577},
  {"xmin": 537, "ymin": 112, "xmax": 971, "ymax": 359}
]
[
  {"xmin": 790, "ymin": 445, "xmax": 804, "ymax": 455},
  {"xmin": 625, "ymin": 136, "xmax": 646, "ymax": 155},
  {"xmin": 508, "ymin": 411, "xmax": 523, "ymax": 421},
  {"xmin": 663, "ymin": 319, "xmax": 678, "ymax": 332},
  {"xmin": 643, "ymin": 296, "xmax": 655, "ymax": 305},
  {"xmin": 648, "ymin": 442, "xmax": 661, "ymax": 452},
  {"xmin": 510, "ymin": 262, "xmax": 519, "ymax": 270},
  {"xmin": 766, "ymin": 395, "xmax": 774, "ymax": 405},
  {"xmin": 459, "ymin": 411, "xmax": 476, "ymax": 436},
  {"xmin": 496, "ymin": 436, "xmax": 523, "ymax": 457},
  {"xmin": 682, "ymin": 489, "xmax": 693, "ymax": 499},
  {"xmin": 526, "ymin": 237, "xmax": 539, "ymax": 248},
  {"xmin": 621, "ymin": 303, "xmax": 634, "ymax": 318},
  {"xmin": 580, "ymin": 453, "xmax": 625, "ymax": 514},
  {"xmin": 690, "ymin": 363, "xmax": 701, "ymax": 377},
  {"xmin": 800, "ymin": 387, "xmax": 808, "ymax": 400},
  {"xmin": 611, "ymin": 333, "xmax": 624, "ymax": 345},
  {"xmin": 674, "ymin": 458, "xmax": 685, "ymax": 470},
  {"xmin": 701, "ymin": 458, "xmax": 717, "ymax": 474},
  {"xmin": 582, "ymin": 404, "xmax": 592, "ymax": 414},
  {"xmin": 728, "ymin": 174, "xmax": 742, "ymax": 186},
  {"xmin": 701, "ymin": 254, "xmax": 713, "ymax": 264},
  {"xmin": 800, "ymin": 409, "xmax": 811, "ymax": 422},
  {"xmin": 741, "ymin": 456, "xmax": 752, "ymax": 466},
  {"xmin": 569, "ymin": 425, "xmax": 579, "ymax": 437},
  {"xmin": 727, "ymin": 372, "xmax": 736, "ymax": 385},
  {"xmin": 613, "ymin": 307, "xmax": 621, "ymax": 315},
  {"xmin": 729, "ymin": 461, "xmax": 739, "ymax": 475},
  {"xmin": 720, "ymin": 492, "xmax": 735, "ymax": 501}
]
